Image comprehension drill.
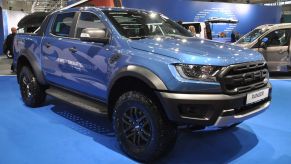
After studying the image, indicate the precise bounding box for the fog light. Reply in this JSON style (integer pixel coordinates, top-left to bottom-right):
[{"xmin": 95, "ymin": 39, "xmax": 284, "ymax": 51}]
[
  {"xmin": 221, "ymin": 109, "xmax": 235, "ymax": 116},
  {"xmin": 179, "ymin": 105, "xmax": 211, "ymax": 120}
]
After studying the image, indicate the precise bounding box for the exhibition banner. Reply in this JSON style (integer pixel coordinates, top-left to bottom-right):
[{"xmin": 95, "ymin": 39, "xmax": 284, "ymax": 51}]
[{"xmin": 122, "ymin": 0, "xmax": 282, "ymax": 38}]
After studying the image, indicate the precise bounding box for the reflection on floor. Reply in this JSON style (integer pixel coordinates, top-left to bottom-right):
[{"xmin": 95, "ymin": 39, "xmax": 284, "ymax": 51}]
[
  {"xmin": 0, "ymin": 56, "xmax": 14, "ymax": 75},
  {"xmin": 0, "ymin": 76, "xmax": 291, "ymax": 164},
  {"xmin": 270, "ymin": 72, "xmax": 291, "ymax": 80}
]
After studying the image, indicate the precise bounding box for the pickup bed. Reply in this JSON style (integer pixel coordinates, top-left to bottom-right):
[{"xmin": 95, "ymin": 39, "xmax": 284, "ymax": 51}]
[{"xmin": 13, "ymin": 7, "xmax": 272, "ymax": 162}]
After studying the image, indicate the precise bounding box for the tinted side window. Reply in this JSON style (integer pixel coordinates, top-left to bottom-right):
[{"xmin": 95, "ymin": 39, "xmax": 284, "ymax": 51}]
[
  {"xmin": 51, "ymin": 13, "xmax": 75, "ymax": 37},
  {"xmin": 37, "ymin": 15, "xmax": 51, "ymax": 36},
  {"xmin": 264, "ymin": 29, "xmax": 290, "ymax": 47},
  {"xmin": 76, "ymin": 12, "xmax": 106, "ymax": 38}
]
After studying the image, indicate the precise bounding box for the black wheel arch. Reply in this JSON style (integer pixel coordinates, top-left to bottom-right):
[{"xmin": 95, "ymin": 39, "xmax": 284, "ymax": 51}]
[
  {"xmin": 108, "ymin": 65, "xmax": 168, "ymax": 92},
  {"xmin": 107, "ymin": 65, "xmax": 168, "ymax": 118},
  {"xmin": 16, "ymin": 53, "xmax": 47, "ymax": 85}
]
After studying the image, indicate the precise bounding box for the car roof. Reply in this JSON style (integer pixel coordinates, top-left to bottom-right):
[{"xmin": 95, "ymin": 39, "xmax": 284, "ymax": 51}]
[
  {"xmin": 57, "ymin": 6, "xmax": 152, "ymax": 13},
  {"xmin": 256, "ymin": 23, "xmax": 291, "ymax": 31}
]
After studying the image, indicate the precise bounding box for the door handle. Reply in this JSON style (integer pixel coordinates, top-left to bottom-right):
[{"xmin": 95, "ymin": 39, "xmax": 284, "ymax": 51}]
[
  {"xmin": 45, "ymin": 43, "xmax": 51, "ymax": 48},
  {"xmin": 69, "ymin": 47, "xmax": 77, "ymax": 53}
]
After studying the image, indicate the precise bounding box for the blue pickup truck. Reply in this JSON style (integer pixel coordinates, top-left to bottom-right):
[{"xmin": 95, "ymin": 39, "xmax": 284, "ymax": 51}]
[{"xmin": 13, "ymin": 7, "xmax": 272, "ymax": 162}]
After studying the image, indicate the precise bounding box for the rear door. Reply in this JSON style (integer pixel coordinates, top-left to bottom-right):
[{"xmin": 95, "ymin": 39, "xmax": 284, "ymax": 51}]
[
  {"xmin": 41, "ymin": 12, "xmax": 78, "ymax": 87},
  {"xmin": 258, "ymin": 28, "xmax": 291, "ymax": 72}
]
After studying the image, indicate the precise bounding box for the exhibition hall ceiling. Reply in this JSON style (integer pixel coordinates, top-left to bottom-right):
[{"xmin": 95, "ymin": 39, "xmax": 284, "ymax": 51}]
[
  {"xmin": 212, "ymin": 0, "xmax": 276, "ymax": 3},
  {"xmin": 1, "ymin": 0, "xmax": 290, "ymax": 12},
  {"xmin": 2, "ymin": 0, "xmax": 67, "ymax": 12},
  {"xmin": 210, "ymin": 0, "xmax": 287, "ymax": 4}
]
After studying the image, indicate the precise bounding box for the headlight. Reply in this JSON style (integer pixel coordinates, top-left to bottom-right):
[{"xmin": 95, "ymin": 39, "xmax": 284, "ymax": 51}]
[{"xmin": 175, "ymin": 64, "xmax": 223, "ymax": 82}]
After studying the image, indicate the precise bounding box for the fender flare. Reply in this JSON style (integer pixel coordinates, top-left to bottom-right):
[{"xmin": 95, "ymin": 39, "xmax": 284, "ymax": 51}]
[
  {"xmin": 17, "ymin": 51, "xmax": 47, "ymax": 85},
  {"xmin": 109, "ymin": 65, "xmax": 168, "ymax": 92}
]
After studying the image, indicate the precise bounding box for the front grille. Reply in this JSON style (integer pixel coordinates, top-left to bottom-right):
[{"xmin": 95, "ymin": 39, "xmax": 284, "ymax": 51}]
[{"xmin": 218, "ymin": 61, "xmax": 269, "ymax": 95}]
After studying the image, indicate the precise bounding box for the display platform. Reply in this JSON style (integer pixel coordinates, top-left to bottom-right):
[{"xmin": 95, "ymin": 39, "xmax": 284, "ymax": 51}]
[
  {"xmin": 0, "ymin": 76, "xmax": 291, "ymax": 164},
  {"xmin": 0, "ymin": 56, "xmax": 14, "ymax": 75}
]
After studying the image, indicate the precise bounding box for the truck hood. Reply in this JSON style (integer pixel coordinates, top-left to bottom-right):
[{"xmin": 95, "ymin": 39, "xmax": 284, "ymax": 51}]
[
  {"xmin": 234, "ymin": 42, "xmax": 253, "ymax": 49},
  {"xmin": 128, "ymin": 37, "xmax": 264, "ymax": 66}
]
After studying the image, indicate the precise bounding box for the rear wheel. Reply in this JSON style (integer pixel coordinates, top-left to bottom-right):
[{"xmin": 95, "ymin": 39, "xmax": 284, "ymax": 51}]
[
  {"xmin": 113, "ymin": 91, "xmax": 177, "ymax": 162},
  {"xmin": 19, "ymin": 66, "xmax": 46, "ymax": 107}
]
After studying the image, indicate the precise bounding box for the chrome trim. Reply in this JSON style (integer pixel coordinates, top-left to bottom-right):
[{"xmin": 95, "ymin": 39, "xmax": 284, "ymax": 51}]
[
  {"xmin": 180, "ymin": 115, "xmax": 209, "ymax": 121},
  {"xmin": 213, "ymin": 101, "xmax": 271, "ymax": 127},
  {"xmin": 223, "ymin": 109, "xmax": 235, "ymax": 112},
  {"xmin": 160, "ymin": 92, "xmax": 246, "ymax": 100},
  {"xmin": 160, "ymin": 83, "xmax": 271, "ymax": 101}
]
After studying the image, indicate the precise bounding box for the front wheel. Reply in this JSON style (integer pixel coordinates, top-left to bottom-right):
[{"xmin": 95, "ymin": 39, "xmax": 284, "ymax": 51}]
[
  {"xmin": 113, "ymin": 91, "xmax": 177, "ymax": 162},
  {"xmin": 19, "ymin": 66, "xmax": 46, "ymax": 107}
]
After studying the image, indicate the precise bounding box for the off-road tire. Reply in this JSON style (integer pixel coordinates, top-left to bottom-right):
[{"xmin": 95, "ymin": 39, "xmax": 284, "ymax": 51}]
[
  {"xmin": 113, "ymin": 91, "xmax": 177, "ymax": 162},
  {"xmin": 19, "ymin": 66, "xmax": 46, "ymax": 107}
]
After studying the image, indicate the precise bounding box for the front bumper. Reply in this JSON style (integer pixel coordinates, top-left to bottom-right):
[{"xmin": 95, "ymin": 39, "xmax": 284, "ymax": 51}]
[
  {"xmin": 213, "ymin": 100, "xmax": 270, "ymax": 127},
  {"xmin": 157, "ymin": 83, "xmax": 272, "ymax": 127}
]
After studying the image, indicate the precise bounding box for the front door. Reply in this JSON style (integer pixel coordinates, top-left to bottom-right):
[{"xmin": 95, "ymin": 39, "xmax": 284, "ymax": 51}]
[
  {"xmin": 62, "ymin": 12, "xmax": 114, "ymax": 100},
  {"xmin": 258, "ymin": 28, "xmax": 291, "ymax": 72}
]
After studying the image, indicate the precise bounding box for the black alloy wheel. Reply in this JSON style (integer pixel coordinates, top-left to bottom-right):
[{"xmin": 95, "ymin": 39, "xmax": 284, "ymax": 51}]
[
  {"xmin": 122, "ymin": 106, "xmax": 152, "ymax": 147},
  {"xmin": 21, "ymin": 74, "xmax": 34, "ymax": 102},
  {"xmin": 113, "ymin": 91, "xmax": 177, "ymax": 162},
  {"xmin": 19, "ymin": 66, "xmax": 46, "ymax": 107}
]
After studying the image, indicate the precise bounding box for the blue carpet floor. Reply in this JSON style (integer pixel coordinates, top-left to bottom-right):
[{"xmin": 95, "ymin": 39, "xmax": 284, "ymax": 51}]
[{"xmin": 0, "ymin": 76, "xmax": 291, "ymax": 164}]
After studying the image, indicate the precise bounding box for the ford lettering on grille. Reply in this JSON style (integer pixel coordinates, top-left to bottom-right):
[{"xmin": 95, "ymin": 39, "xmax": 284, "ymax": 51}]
[{"xmin": 218, "ymin": 62, "xmax": 268, "ymax": 94}]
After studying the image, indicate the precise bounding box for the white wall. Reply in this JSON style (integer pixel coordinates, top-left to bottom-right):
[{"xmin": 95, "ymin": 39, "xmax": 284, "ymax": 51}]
[
  {"xmin": 6, "ymin": 10, "xmax": 27, "ymax": 30},
  {"xmin": 3, "ymin": 10, "xmax": 27, "ymax": 37}
]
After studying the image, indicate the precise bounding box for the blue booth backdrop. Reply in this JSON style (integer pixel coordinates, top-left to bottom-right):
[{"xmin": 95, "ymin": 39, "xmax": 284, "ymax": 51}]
[
  {"xmin": 122, "ymin": 0, "xmax": 282, "ymax": 39},
  {"xmin": 0, "ymin": 0, "xmax": 283, "ymax": 55},
  {"xmin": 0, "ymin": 0, "xmax": 4, "ymax": 54}
]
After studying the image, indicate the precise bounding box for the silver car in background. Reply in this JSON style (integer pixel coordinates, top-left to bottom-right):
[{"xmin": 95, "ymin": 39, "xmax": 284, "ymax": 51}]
[{"xmin": 235, "ymin": 23, "xmax": 291, "ymax": 72}]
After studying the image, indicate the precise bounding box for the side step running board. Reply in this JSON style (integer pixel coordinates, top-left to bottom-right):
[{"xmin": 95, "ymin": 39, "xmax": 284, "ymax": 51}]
[{"xmin": 46, "ymin": 87, "xmax": 108, "ymax": 116}]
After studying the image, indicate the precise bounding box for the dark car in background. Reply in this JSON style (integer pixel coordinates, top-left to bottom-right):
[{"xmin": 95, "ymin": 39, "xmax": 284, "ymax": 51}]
[{"xmin": 17, "ymin": 12, "xmax": 50, "ymax": 33}]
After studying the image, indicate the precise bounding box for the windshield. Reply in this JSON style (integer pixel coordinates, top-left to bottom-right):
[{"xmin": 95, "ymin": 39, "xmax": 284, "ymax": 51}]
[
  {"xmin": 103, "ymin": 10, "xmax": 193, "ymax": 39},
  {"xmin": 237, "ymin": 28, "xmax": 269, "ymax": 44}
]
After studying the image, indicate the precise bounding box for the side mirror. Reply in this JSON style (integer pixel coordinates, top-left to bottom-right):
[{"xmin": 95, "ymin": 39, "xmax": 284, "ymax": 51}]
[
  {"xmin": 260, "ymin": 37, "xmax": 268, "ymax": 49},
  {"xmin": 80, "ymin": 28, "xmax": 109, "ymax": 44}
]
